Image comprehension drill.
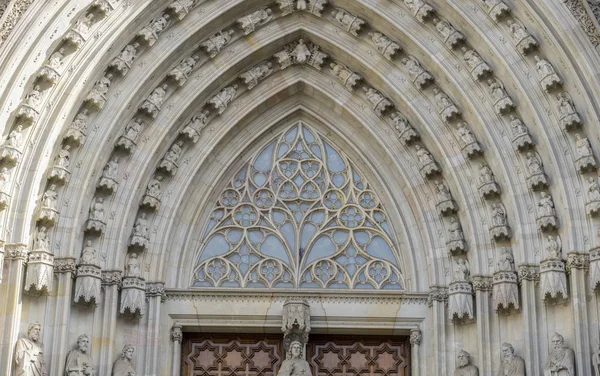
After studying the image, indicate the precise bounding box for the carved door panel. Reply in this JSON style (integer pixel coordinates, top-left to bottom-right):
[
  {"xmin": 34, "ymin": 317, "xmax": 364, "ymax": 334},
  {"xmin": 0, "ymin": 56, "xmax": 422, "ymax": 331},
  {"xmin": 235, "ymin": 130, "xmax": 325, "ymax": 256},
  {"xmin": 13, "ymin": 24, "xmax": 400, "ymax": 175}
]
[{"xmin": 182, "ymin": 334, "xmax": 409, "ymax": 376}]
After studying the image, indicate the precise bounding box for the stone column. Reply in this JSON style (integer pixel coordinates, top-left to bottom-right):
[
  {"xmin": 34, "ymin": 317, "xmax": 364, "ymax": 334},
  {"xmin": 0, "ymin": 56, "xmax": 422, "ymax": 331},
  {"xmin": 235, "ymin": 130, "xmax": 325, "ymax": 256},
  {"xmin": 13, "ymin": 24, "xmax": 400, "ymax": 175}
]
[
  {"xmin": 48, "ymin": 257, "xmax": 76, "ymax": 376},
  {"xmin": 144, "ymin": 282, "xmax": 165, "ymax": 376},
  {"xmin": 409, "ymin": 328, "xmax": 421, "ymax": 376},
  {"xmin": 171, "ymin": 323, "xmax": 183, "ymax": 376},
  {"xmin": 566, "ymin": 252, "xmax": 591, "ymax": 376},
  {"xmin": 428, "ymin": 286, "xmax": 448, "ymax": 376},
  {"xmin": 98, "ymin": 270, "xmax": 121, "ymax": 376},
  {"xmin": 471, "ymin": 275, "xmax": 493, "ymax": 374},
  {"xmin": 518, "ymin": 264, "xmax": 541, "ymax": 376},
  {"xmin": 0, "ymin": 243, "xmax": 27, "ymax": 376}
]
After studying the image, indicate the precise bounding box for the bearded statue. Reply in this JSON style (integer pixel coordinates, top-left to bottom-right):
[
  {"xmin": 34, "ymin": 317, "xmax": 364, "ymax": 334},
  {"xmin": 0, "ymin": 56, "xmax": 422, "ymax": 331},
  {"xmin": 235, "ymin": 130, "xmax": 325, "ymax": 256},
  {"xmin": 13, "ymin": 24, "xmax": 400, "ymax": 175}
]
[
  {"xmin": 496, "ymin": 342, "xmax": 525, "ymax": 376},
  {"xmin": 544, "ymin": 333, "xmax": 575, "ymax": 376},
  {"xmin": 454, "ymin": 350, "xmax": 479, "ymax": 376}
]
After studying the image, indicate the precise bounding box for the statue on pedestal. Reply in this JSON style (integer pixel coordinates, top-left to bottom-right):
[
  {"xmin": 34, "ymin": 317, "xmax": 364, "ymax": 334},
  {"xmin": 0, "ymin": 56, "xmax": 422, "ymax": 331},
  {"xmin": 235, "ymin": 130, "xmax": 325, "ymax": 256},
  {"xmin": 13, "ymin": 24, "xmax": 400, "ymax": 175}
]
[
  {"xmin": 111, "ymin": 345, "xmax": 136, "ymax": 376},
  {"xmin": 496, "ymin": 342, "xmax": 525, "ymax": 376},
  {"xmin": 277, "ymin": 341, "xmax": 312, "ymax": 376},
  {"xmin": 65, "ymin": 334, "xmax": 96, "ymax": 375},
  {"xmin": 454, "ymin": 350, "xmax": 478, "ymax": 376},
  {"xmin": 14, "ymin": 323, "xmax": 47, "ymax": 376},
  {"xmin": 544, "ymin": 333, "xmax": 575, "ymax": 376}
]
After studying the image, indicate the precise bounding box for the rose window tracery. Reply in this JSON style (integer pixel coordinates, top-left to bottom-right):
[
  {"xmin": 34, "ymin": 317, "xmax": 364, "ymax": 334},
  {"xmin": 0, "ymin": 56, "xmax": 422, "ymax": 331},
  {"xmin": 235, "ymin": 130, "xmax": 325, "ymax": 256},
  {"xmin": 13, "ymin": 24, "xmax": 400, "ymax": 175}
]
[{"xmin": 193, "ymin": 123, "xmax": 404, "ymax": 289}]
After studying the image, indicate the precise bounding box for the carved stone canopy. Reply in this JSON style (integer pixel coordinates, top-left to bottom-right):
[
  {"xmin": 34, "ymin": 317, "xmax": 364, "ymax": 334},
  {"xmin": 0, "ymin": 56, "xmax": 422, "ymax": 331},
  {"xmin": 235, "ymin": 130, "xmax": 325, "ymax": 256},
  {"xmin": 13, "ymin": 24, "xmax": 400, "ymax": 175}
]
[{"xmin": 281, "ymin": 298, "xmax": 311, "ymax": 353}]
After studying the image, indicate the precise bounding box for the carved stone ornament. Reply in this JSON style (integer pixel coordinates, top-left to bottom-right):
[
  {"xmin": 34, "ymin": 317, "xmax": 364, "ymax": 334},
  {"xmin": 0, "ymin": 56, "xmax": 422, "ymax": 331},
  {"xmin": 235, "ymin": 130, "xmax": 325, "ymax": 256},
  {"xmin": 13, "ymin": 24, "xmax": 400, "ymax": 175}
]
[
  {"xmin": 120, "ymin": 276, "xmax": 146, "ymax": 315},
  {"xmin": 482, "ymin": 0, "xmax": 510, "ymax": 22},
  {"xmin": 456, "ymin": 122, "xmax": 482, "ymax": 158},
  {"xmin": 65, "ymin": 109, "xmax": 89, "ymax": 147},
  {"xmin": 590, "ymin": 246, "xmax": 600, "ymax": 291},
  {"xmin": 240, "ymin": 61, "xmax": 274, "ymax": 90},
  {"xmin": 525, "ymin": 152, "xmax": 548, "ymax": 190},
  {"xmin": 401, "ymin": 55, "xmax": 434, "ymax": 89},
  {"xmin": 109, "ymin": 42, "xmax": 141, "ymax": 76},
  {"xmin": 433, "ymin": 18, "xmax": 465, "ymax": 50},
  {"xmin": 586, "ymin": 177, "xmax": 600, "ymax": 216},
  {"xmin": 65, "ymin": 334, "xmax": 96, "ymax": 376},
  {"xmin": 448, "ymin": 281, "xmax": 474, "ymax": 321},
  {"xmin": 209, "ymin": 85, "xmax": 238, "ymax": 115},
  {"xmin": 116, "ymin": 118, "xmax": 145, "ymax": 153},
  {"xmin": 566, "ymin": 252, "xmax": 590, "ymax": 272},
  {"xmin": 25, "ymin": 238, "xmax": 55, "ymax": 294},
  {"xmin": 171, "ymin": 323, "xmax": 183, "ymax": 343},
  {"xmin": 112, "ymin": 344, "xmax": 137, "ymax": 375},
  {"xmin": 427, "ymin": 285, "xmax": 448, "ymax": 306},
  {"xmin": 369, "ymin": 32, "xmax": 402, "ymax": 60},
  {"xmin": 332, "ymin": 9, "xmax": 365, "ymax": 36},
  {"xmin": 454, "ymin": 350, "xmax": 480, "ymax": 375},
  {"xmin": 63, "ymin": 13, "xmax": 95, "ymax": 47},
  {"xmin": 180, "ymin": 110, "xmax": 210, "ymax": 144},
  {"xmin": 281, "ymin": 298, "xmax": 311, "ymax": 347},
  {"xmin": 488, "ymin": 78, "xmax": 515, "ymax": 115},
  {"xmin": 478, "ymin": 163, "xmax": 501, "ymax": 199},
  {"xmin": 168, "ymin": 54, "xmax": 200, "ymax": 86},
  {"xmin": 493, "ymin": 270, "xmax": 519, "ymax": 310},
  {"xmin": 471, "ymin": 275, "xmax": 492, "ymax": 292},
  {"xmin": 49, "ymin": 144, "xmax": 71, "ymax": 184},
  {"xmin": 101, "ymin": 270, "xmax": 122, "ymax": 285},
  {"xmin": 507, "ymin": 18, "xmax": 539, "ymax": 54},
  {"xmin": 433, "ymin": 87, "xmax": 461, "ymax": 121},
  {"xmin": 535, "ymin": 55, "xmax": 562, "ymax": 91},
  {"xmin": 496, "ymin": 342, "xmax": 525, "ymax": 376},
  {"xmin": 140, "ymin": 83, "xmax": 169, "ymax": 119},
  {"xmin": 85, "ymin": 197, "xmax": 106, "ymax": 233},
  {"xmin": 556, "ymin": 91, "xmax": 582, "ymax": 131},
  {"xmin": 404, "ymin": 0, "xmax": 435, "ymax": 22},
  {"xmin": 0, "ymin": 167, "xmax": 11, "ymax": 210},
  {"xmin": 390, "ymin": 111, "xmax": 419, "ymax": 145},
  {"xmin": 364, "ymin": 87, "xmax": 393, "ymax": 116},
  {"xmin": 461, "ymin": 46, "xmax": 492, "ymax": 80},
  {"xmin": 409, "ymin": 328, "xmax": 421, "ymax": 346},
  {"xmin": 97, "ymin": 156, "xmax": 120, "ymax": 193},
  {"xmin": 415, "ymin": 144, "xmax": 441, "ymax": 179},
  {"xmin": 435, "ymin": 180, "xmax": 457, "ymax": 216},
  {"xmin": 74, "ymin": 263, "xmax": 102, "ymax": 304},
  {"xmin": 330, "ymin": 61, "xmax": 362, "ymax": 91},
  {"xmin": 137, "ymin": 13, "xmax": 171, "ymax": 46},
  {"xmin": 489, "ymin": 203, "xmax": 511, "ymax": 240},
  {"xmin": 540, "ymin": 237, "xmax": 568, "ymax": 300},
  {"xmin": 575, "ymin": 133, "xmax": 597, "ymax": 173},
  {"xmin": 142, "ymin": 175, "xmax": 164, "ymax": 211},
  {"xmin": 16, "ymin": 85, "xmax": 42, "ymax": 124},
  {"xmin": 446, "ymin": 216, "xmax": 466, "ymax": 254},
  {"xmin": 130, "ymin": 213, "xmax": 149, "ymax": 249},
  {"xmin": 0, "ymin": 125, "xmax": 24, "ymax": 166},
  {"xmin": 37, "ymin": 184, "xmax": 59, "ymax": 226},
  {"xmin": 237, "ymin": 8, "xmax": 273, "ymax": 35},
  {"xmin": 158, "ymin": 140, "xmax": 184, "ymax": 176},
  {"xmin": 509, "ymin": 115, "xmax": 534, "ymax": 151},
  {"xmin": 200, "ymin": 30, "xmax": 234, "ymax": 58},
  {"xmin": 91, "ymin": 0, "xmax": 115, "ymax": 15},
  {"xmin": 517, "ymin": 264, "xmax": 539, "ymax": 282},
  {"xmin": 4, "ymin": 243, "xmax": 28, "ymax": 261},
  {"xmin": 536, "ymin": 192, "xmax": 558, "ymax": 232},
  {"xmin": 146, "ymin": 282, "xmax": 166, "ymax": 302},
  {"xmin": 274, "ymin": 39, "xmax": 328, "ymax": 71},
  {"xmin": 13, "ymin": 323, "xmax": 47, "ymax": 376},
  {"xmin": 84, "ymin": 72, "xmax": 114, "ymax": 110},
  {"xmin": 37, "ymin": 47, "xmax": 64, "ymax": 84},
  {"xmin": 53, "ymin": 257, "xmax": 76, "ymax": 274},
  {"xmin": 167, "ymin": 0, "xmax": 198, "ymax": 20},
  {"xmin": 276, "ymin": 0, "xmax": 328, "ymax": 16}
]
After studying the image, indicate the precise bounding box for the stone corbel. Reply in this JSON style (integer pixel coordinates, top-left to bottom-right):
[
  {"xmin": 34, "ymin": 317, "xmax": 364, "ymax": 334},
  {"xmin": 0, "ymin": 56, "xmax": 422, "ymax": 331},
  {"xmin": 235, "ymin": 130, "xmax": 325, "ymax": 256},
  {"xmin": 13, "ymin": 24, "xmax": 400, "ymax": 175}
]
[
  {"xmin": 24, "ymin": 248, "xmax": 54, "ymax": 295},
  {"xmin": 492, "ymin": 271, "xmax": 519, "ymax": 311},
  {"xmin": 74, "ymin": 263, "xmax": 102, "ymax": 304},
  {"xmin": 448, "ymin": 281, "xmax": 474, "ymax": 321},
  {"xmin": 540, "ymin": 258, "xmax": 568, "ymax": 301},
  {"xmin": 120, "ymin": 276, "xmax": 146, "ymax": 315},
  {"xmin": 281, "ymin": 298, "xmax": 311, "ymax": 354}
]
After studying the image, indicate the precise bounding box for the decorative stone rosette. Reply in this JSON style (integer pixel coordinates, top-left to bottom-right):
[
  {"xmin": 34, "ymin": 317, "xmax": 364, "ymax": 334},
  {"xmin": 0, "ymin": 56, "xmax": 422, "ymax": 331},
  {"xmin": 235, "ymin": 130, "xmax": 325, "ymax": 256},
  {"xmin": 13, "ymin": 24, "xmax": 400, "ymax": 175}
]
[
  {"xmin": 74, "ymin": 264, "xmax": 102, "ymax": 304},
  {"xmin": 448, "ymin": 281, "xmax": 474, "ymax": 321},
  {"xmin": 24, "ymin": 249, "xmax": 54, "ymax": 294},
  {"xmin": 492, "ymin": 271, "xmax": 519, "ymax": 311},
  {"xmin": 120, "ymin": 276, "xmax": 146, "ymax": 316},
  {"xmin": 590, "ymin": 247, "xmax": 600, "ymax": 291},
  {"xmin": 539, "ymin": 258, "xmax": 568, "ymax": 301}
]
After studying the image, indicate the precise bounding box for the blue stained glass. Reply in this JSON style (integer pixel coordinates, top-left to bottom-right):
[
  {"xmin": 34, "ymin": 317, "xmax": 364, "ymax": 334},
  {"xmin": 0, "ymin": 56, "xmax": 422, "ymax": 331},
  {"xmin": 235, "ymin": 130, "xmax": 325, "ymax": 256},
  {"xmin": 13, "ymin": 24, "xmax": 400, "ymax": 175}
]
[
  {"xmin": 310, "ymin": 144, "xmax": 322, "ymax": 158},
  {"xmin": 277, "ymin": 143, "xmax": 289, "ymax": 158},
  {"xmin": 255, "ymin": 143, "xmax": 275, "ymax": 172},
  {"xmin": 333, "ymin": 230, "xmax": 348, "ymax": 245},
  {"xmin": 226, "ymin": 229, "xmax": 243, "ymax": 243},
  {"xmin": 260, "ymin": 235, "xmax": 289, "ymax": 264},
  {"xmin": 304, "ymin": 235, "xmax": 336, "ymax": 265},
  {"xmin": 366, "ymin": 236, "xmax": 397, "ymax": 266},
  {"xmin": 199, "ymin": 234, "xmax": 229, "ymax": 263},
  {"xmin": 280, "ymin": 222, "xmax": 295, "ymax": 252},
  {"xmin": 248, "ymin": 230, "xmax": 264, "ymax": 243},
  {"xmin": 325, "ymin": 143, "xmax": 346, "ymax": 172},
  {"xmin": 354, "ymin": 231, "xmax": 370, "ymax": 245},
  {"xmin": 301, "ymin": 223, "xmax": 317, "ymax": 249},
  {"xmin": 303, "ymin": 127, "xmax": 316, "ymax": 143},
  {"xmin": 285, "ymin": 127, "xmax": 298, "ymax": 142}
]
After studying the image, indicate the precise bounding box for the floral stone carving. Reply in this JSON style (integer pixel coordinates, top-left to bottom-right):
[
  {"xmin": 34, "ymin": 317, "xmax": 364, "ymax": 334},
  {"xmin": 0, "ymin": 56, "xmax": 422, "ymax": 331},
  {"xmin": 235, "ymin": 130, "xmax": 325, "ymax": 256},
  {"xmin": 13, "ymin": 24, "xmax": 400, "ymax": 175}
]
[
  {"xmin": 404, "ymin": 0, "xmax": 434, "ymax": 22},
  {"xmin": 330, "ymin": 62, "xmax": 362, "ymax": 91},
  {"xmin": 364, "ymin": 87, "xmax": 393, "ymax": 116},
  {"xmin": 507, "ymin": 18, "xmax": 539, "ymax": 54},
  {"xmin": 200, "ymin": 30, "xmax": 234, "ymax": 58},
  {"xmin": 332, "ymin": 9, "xmax": 365, "ymax": 36},
  {"xmin": 369, "ymin": 32, "xmax": 402, "ymax": 60},
  {"xmin": 556, "ymin": 92, "xmax": 582, "ymax": 131},
  {"xmin": 180, "ymin": 110, "xmax": 210, "ymax": 143},
  {"xmin": 137, "ymin": 13, "xmax": 171, "ymax": 46},
  {"xmin": 478, "ymin": 163, "xmax": 501, "ymax": 199},
  {"xmin": 120, "ymin": 276, "xmax": 146, "ymax": 315},
  {"xmin": 274, "ymin": 39, "xmax": 328, "ymax": 70},
  {"xmin": 237, "ymin": 8, "xmax": 272, "ymax": 35},
  {"xmin": 401, "ymin": 55, "xmax": 434, "ymax": 89},
  {"xmin": 390, "ymin": 112, "xmax": 419, "ymax": 145},
  {"xmin": 240, "ymin": 62, "xmax": 274, "ymax": 90}
]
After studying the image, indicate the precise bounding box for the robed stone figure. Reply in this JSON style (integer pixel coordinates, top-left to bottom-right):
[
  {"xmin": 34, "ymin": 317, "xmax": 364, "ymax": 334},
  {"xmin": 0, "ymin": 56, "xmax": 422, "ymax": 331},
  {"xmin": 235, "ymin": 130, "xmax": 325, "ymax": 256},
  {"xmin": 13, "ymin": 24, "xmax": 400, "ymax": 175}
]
[
  {"xmin": 497, "ymin": 343, "xmax": 525, "ymax": 376},
  {"xmin": 112, "ymin": 345, "xmax": 136, "ymax": 376},
  {"xmin": 277, "ymin": 341, "xmax": 312, "ymax": 376},
  {"xmin": 65, "ymin": 334, "xmax": 95, "ymax": 375},
  {"xmin": 544, "ymin": 333, "xmax": 575, "ymax": 376},
  {"xmin": 14, "ymin": 323, "xmax": 47, "ymax": 376}
]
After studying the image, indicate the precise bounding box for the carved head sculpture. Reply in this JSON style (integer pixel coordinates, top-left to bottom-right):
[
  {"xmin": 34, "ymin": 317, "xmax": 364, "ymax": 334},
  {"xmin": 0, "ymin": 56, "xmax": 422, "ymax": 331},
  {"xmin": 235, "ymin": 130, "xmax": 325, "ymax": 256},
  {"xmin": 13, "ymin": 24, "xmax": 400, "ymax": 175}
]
[
  {"xmin": 501, "ymin": 342, "xmax": 514, "ymax": 361},
  {"xmin": 121, "ymin": 344, "xmax": 135, "ymax": 360},
  {"xmin": 28, "ymin": 323, "xmax": 42, "ymax": 342},
  {"xmin": 287, "ymin": 341, "xmax": 303, "ymax": 360},
  {"xmin": 457, "ymin": 350, "xmax": 470, "ymax": 367},
  {"xmin": 551, "ymin": 333, "xmax": 565, "ymax": 350},
  {"xmin": 77, "ymin": 334, "xmax": 90, "ymax": 353}
]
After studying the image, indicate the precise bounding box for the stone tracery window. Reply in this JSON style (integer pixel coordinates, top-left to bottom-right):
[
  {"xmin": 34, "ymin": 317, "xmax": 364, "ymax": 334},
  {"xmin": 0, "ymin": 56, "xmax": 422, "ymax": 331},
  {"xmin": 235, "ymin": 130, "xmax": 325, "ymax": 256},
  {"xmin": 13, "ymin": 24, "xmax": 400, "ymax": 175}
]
[{"xmin": 193, "ymin": 123, "xmax": 404, "ymax": 289}]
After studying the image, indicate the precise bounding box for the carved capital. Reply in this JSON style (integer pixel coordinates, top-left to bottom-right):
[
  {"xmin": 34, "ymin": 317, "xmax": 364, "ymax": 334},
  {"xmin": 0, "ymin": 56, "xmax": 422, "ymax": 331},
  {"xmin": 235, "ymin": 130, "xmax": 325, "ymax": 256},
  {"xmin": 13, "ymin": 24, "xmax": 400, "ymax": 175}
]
[
  {"xmin": 517, "ymin": 264, "xmax": 540, "ymax": 282},
  {"xmin": 54, "ymin": 257, "xmax": 77, "ymax": 274},
  {"xmin": 470, "ymin": 275, "xmax": 493, "ymax": 291},
  {"xmin": 171, "ymin": 323, "xmax": 183, "ymax": 343},
  {"xmin": 146, "ymin": 282, "xmax": 166, "ymax": 302},
  {"xmin": 566, "ymin": 252, "xmax": 590, "ymax": 272},
  {"xmin": 101, "ymin": 270, "xmax": 122, "ymax": 285},
  {"xmin": 427, "ymin": 285, "xmax": 448, "ymax": 306},
  {"xmin": 410, "ymin": 328, "xmax": 421, "ymax": 346},
  {"xmin": 4, "ymin": 243, "xmax": 28, "ymax": 260}
]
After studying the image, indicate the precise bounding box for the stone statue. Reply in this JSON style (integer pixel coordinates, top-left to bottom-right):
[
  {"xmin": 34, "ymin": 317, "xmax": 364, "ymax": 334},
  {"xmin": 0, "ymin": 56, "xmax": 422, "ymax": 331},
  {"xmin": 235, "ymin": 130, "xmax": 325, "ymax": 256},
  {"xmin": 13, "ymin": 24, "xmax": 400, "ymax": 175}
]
[
  {"xmin": 146, "ymin": 175, "xmax": 163, "ymax": 198},
  {"xmin": 448, "ymin": 216, "xmax": 464, "ymax": 241},
  {"xmin": 118, "ymin": 43, "xmax": 140, "ymax": 66},
  {"xmin": 81, "ymin": 240, "xmax": 97, "ymax": 265},
  {"xmin": 239, "ymin": 62, "xmax": 273, "ymax": 90},
  {"xmin": 293, "ymin": 39, "xmax": 311, "ymax": 64},
  {"xmin": 277, "ymin": 341, "xmax": 312, "ymax": 376},
  {"xmin": 588, "ymin": 178, "xmax": 600, "ymax": 201},
  {"xmin": 201, "ymin": 30, "xmax": 234, "ymax": 58},
  {"xmin": 126, "ymin": 253, "xmax": 141, "ymax": 277},
  {"xmin": 454, "ymin": 350, "xmax": 478, "ymax": 376},
  {"xmin": 102, "ymin": 157, "xmax": 119, "ymax": 180},
  {"xmin": 332, "ymin": 9, "xmax": 364, "ymax": 36},
  {"xmin": 55, "ymin": 145, "xmax": 71, "ymax": 169},
  {"xmin": 181, "ymin": 110, "xmax": 210, "ymax": 143},
  {"xmin": 48, "ymin": 48, "xmax": 65, "ymax": 70},
  {"xmin": 168, "ymin": 55, "xmax": 200, "ymax": 84},
  {"xmin": 454, "ymin": 258, "xmax": 469, "ymax": 281},
  {"xmin": 435, "ymin": 180, "xmax": 452, "ymax": 201},
  {"xmin": 111, "ymin": 345, "xmax": 136, "ymax": 376},
  {"xmin": 545, "ymin": 235, "xmax": 561, "ymax": 259},
  {"xmin": 401, "ymin": 55, "xmax": 426, "ymax": 79},
  {"xmin": 526, "ymin": 152, "xmax": 543, "ymax": 175},
  {"xmin": 479, "ymin": 164, "xmax": 495, "ymax": 185},
  {"xmin": 42, "ymin": 184, "xmax": 58, "ymax": 209},
  {"xmin": 507, "ymin": 19, "xmax": 530, "ymax": 41},
  {"xmin": 488, "ymin": 78, "xmax": 508, "ymax": 101},
  {"xmin": 537, "ymin": 192, "xmax": 555, "ymax": 218},
  {"xmin": 544, "ymin": 333, "xmax": 575, "ymax": 376},
  {"xmin": 210, "ymin": 85, "xmax": 238, "ymax": 114},
  {"xmin": 575, "ymin": 133, "xmax": 593, "ymax": 158},
  {"xmin": 416, "ymin": 144, "xmax": 434, "ymax": 165},
  {"xmin": 133, "ymin": 213, "xmax": 148, "ymax": 239},
  {"xmin": 237, "ymin": 8, "xmax": 272, "ymax": 35},
  {"xmin": 164, "ymin": 141, "xmax": 183, "ymax": 164},
  {"xmin": 65, "ymin": 334, "xmax": 96, "ymax": 375},
  {"xmin": 457, "ymin": 123, "xmax": 476, "ymax": 145},
  {"xmin": 0, "ymin": 166, "xmax": 10, "ymax": 192},
  {"xmin": 25, "ymin": 85, "xmax": 42, "ymax": 109},
  {"xmin": 124, "ymin": 118, "xmax": 144, "ymax": 141},
  {"xmin": 496, "ymin": 248, "xmax": 514, "ymax": 272},
  {"xmin": 33, "ymin": 226, "xmax": 50, "ymax": 251},
  {"xmin": 510, "ymin": 115, "xmax": 528, "ymax": 136},
  {"xmin": 14, "ymin": 323, "xmax": 47, "ymax": 376},
  {"xmin": 535, "ymin": 56, "xmax": 556, "ymax": 77},
  {"xmin": 496, "ymin": 342, "xmax": 525, "ymax": 376},
  {"xmin": 329, "ymin": 62, "xmax": 361, "ymax": 90},
  {"xmin": 491, "ymin": 203, "xmax": 507, "ymax": 226},
  {"xmin": 5, "ymin": 125, "xmax": 24, "ymax": 149},
  {"xmin": 71, "ymin": 110, "xmax": 89, "ymax": 132},
  {"xmin": 557, "ymin": 92, "xmax": 577, "ymax": 117},
  {"xmin": 89, "ymin": 197, "xmax": 104, "ymax": 222}
]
